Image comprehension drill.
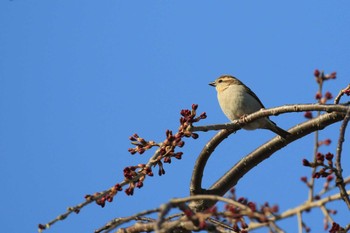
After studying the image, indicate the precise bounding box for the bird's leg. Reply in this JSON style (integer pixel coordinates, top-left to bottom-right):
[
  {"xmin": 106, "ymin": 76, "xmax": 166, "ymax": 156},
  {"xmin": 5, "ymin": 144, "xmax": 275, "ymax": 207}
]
[{"xmin": 239, "ymin": 114, "xmax": 249, "ymax": 123}]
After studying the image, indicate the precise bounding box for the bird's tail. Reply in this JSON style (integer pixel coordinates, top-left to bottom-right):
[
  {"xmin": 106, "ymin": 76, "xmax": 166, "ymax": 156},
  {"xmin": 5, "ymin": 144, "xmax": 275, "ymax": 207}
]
[{"xmin": 266, "ymin": 120, "xmax": 291, "ymax": 138}]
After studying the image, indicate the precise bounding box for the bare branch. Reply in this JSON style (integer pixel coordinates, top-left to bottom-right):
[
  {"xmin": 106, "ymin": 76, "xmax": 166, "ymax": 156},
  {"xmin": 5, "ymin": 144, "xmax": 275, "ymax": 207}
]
[
  {"xmin": 191, "ymin": 110, "xmax": 346, "ymax": 211},
  {"xmin": 110, "ymin": 191, "xmax": 350, "ymax": 233},
  {"xmin": 334, "ymin": 84, "xmax": 350, "ymax": 104},
  {"xmin": 297, "ymin": 211, "xmax": 302, "ymax": 233},
  {"xmin": 248, "ymin": 190, "xmax": 350, "ymax": 231},
  {"xmin": 335, "ymin": 106, "xmax": 350, "ymax": 208},
  {"xmin": 191, "ymin": 104, "xmax": 349, "ymax": 132},
  {"xmin": 95, "ymin": 208, "xmax": 159, "ymax": 233}
]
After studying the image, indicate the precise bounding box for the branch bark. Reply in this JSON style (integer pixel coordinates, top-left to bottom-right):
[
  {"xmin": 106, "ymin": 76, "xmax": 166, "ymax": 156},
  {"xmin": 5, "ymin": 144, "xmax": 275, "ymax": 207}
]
[
  {"xmin": 335, "ymin": 107, "xmax": 350, "ymax": 208},
  {"xmin": 190, "ymin": 105, "xmax": 348, "ymax": 211}
]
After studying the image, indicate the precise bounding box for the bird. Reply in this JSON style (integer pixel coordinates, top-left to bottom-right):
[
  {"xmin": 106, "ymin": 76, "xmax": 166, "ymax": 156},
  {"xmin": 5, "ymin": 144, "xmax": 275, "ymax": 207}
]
[{"xmin": 209, "ymin": 75, "xmax": 290, "ymax": 138}]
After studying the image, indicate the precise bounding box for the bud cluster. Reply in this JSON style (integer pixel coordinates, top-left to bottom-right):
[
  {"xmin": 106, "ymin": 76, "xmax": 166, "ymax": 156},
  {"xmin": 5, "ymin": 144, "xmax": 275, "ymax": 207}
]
[
  {"xmin": 303, "ymin": 152, "xmax": 335, "ymax": 175},
  {"xmin": 302, "ymin": 152, "xmax": 335, "ymax": 181},
  {"xmin": 123, "ymin": 164, "xmax": 154, "ymax": 195},
  {"xmin": 314, "ymin": 69, "xmax": 336, "ymax": 84},
  {"xmin": 222, "ymin": 189, "xmax": 279, "ymax": 232},
  {"xmin": 304, "ymin": 69, "xmax": 337, "ymax": 120},
  {"xmin": 84, "ymin": 183, "xmax": 123, "ymax": 208},
  {"xmin": 329, "ymin": 222, "xmax": 344, "ymax": 233},
  {"xmin": 127, "ymin": 104, "xmax": 206, "ymax": 181},
  {"xmin": 179, "ymin": 104, "xmax": 207, "ymax": 138},
  {"xmin": 128, "ymin": 134, "xmax": 158, "ymax": 155},
  {"xmin": 160, "ymin": 129, "xmax": 185, "ymax": 165},
  {"xmin": 83, "ymin": 104, "xmax": 207, "ymax": 205},
  {"xmin": 83, "ymin": 105, "xmax": 206, "ymax": 207},
  {"xmin": 312, "ymin": 69, "xmax": 336, "ymax": 105},
  {"xmin": 315, "ymin": 91, "xmax": 333, "ymax": 104}
]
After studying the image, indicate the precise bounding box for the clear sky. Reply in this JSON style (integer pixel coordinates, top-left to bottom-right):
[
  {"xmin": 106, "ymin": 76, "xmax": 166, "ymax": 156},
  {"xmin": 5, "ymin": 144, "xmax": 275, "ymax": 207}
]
[{"xmin": 1, "ymin": 1, "xmax": 349, "ymax": 233}]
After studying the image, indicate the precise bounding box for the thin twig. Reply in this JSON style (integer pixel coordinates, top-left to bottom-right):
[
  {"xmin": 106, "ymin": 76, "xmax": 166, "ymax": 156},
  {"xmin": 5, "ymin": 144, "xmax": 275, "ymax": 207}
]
[
  {"xmin": 335, "ymin": 106, "xmax": 350, "ymax": 208},
  {"xmin": 297, "ymin": 211, "xmax": 302, "ymax": 233},
  {"xmin": 320, "ymin": 204, "xmax": 334, "ymax": 224},
  {"xmin": 309, "ymin": 79, "xmax": 323, "ymax": 202},
  {"xmin": 318, "ymin": 176, "xmax": 350, "ymax": 196},
  {"xmin": 334, "ymin": 84, "xmax": 350, "ymax": 104},
  {"xmin": 248, "ymin": 190, "xmax": 350, "ymax": 230},
  {"xmin": 308, "ymin": 117, "xmax": 320, "ymax": 202},
  {"xmin": 95, "ymin": 208, "xmax": 160, "ymax": 233},
  {"xmin": 269, "ymin": 221, "xmax": 285, "ymax": 233}
]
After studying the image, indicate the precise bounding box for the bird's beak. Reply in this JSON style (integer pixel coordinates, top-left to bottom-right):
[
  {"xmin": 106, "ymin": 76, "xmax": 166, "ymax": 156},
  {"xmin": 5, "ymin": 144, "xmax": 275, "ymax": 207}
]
[{"xmin": 209, "ymin": 81, "xmax": 216, "ymax": 87}]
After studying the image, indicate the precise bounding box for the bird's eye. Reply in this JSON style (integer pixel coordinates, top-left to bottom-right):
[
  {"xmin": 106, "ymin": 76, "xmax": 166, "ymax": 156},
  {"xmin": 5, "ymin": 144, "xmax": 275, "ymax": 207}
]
[{"xmin": 218, "ymin": 80, "xmax": 223, "ymax": 83}]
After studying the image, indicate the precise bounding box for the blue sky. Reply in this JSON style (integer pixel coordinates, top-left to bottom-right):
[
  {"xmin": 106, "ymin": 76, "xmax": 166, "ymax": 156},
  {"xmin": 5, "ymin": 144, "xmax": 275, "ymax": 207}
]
[{"xmin": 1, "ymin": 1, "xmax": 349, "ymax": 232}]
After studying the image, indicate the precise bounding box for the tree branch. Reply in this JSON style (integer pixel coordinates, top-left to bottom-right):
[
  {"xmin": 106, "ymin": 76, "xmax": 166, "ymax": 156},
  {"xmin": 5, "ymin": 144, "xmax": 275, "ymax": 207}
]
[
  {"xmin": 111, "ymin": 191, "xmax": 350, "ymax": 233},
  {"xmin": 335, "ymin": 107, "xmax": 350, "ymax": 208},
  {"xmin": 248, "ymin": 190, "xmax": 350, "ymax": 230},
  {"xmin": 191, "ymin": 107, "xmax": 347, "ymax": 211},
  {"xmin": 191, "ymin": 104, "xmax": 349, "ymax": 132}
]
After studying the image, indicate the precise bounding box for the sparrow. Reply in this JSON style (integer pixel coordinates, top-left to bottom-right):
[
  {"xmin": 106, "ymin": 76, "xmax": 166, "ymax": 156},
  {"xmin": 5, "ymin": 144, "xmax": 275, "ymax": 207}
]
[{"xmin": 209, "ymin": 75, "xmax": 290, "ymax": 138}]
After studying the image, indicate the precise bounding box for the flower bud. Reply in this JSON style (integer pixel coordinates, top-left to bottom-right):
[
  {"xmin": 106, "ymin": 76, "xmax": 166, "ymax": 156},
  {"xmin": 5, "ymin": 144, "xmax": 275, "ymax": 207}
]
[
  {"xmin": 325, "ymin": 152, "xmax": 333, "ymax": 160},
  {"xmin": 191, "ymin": 133, "xmax": 199, "ymax": 139},
  {"xmin": 314, "ymin": 69, "xmax": 320, "ymax": 77},
  {"xmin": 300, "ymin": 176, "xmax": 308, "ymax": 183},
  {"xmin": 304, "ymin": 111, "xmax": 313, "ymax": 119},
  {"xmin": 324, "ymin": 92, "xmax": 333, "ymax": 100},
  {"xmin": 302, "ymin": 159, "xmax": 311, "ymax": 167},
  {"xmin": 315, "ymin": 92, "xmax": 322, "ymax": 100},
  {"xmin": 329, "ymin": 72, "xmax": 336, "ymax": 79}
]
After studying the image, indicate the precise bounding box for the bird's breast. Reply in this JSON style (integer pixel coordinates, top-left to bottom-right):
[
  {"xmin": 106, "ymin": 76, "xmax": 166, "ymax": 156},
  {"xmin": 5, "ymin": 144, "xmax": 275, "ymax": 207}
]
[{"xmin": 217, "ymin": 85, "xmax": 262, "ymax": 121}]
